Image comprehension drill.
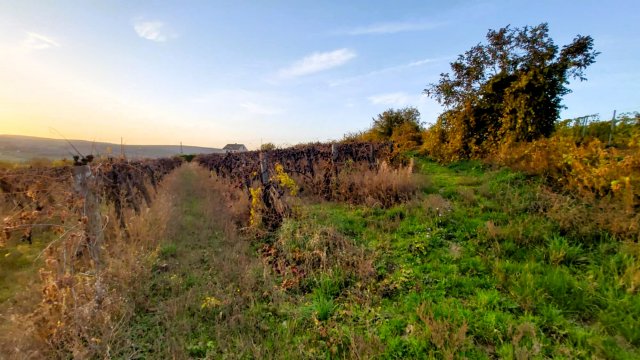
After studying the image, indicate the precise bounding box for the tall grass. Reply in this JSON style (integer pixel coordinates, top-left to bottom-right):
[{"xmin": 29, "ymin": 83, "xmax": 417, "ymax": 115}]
[{"xmin": 295, "ymin": 160, "xmax": 426, "ymax": 208}]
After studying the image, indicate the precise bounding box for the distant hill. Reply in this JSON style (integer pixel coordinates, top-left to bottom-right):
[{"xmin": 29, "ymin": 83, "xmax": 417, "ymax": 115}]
[{"xmin": 0, "ymin": 135, "xmax": 224, "ymax": 162}]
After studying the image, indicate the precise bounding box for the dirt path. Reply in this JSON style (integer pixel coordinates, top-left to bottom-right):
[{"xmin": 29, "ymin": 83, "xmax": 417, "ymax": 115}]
[{"xmin": 116, "ymin": 164, "xmax": 273, "ymax": 359}]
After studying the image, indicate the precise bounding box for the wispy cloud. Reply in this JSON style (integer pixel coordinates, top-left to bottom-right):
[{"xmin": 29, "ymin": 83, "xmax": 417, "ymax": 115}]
[
  {"xmin": 368, "ymin": 92, "xmax": 428, "ymax": 108},
  {"xmin": 406, "ymin": 58, "xmax": 439, "ymax": 67},
  {"xmin": 329, "ymin": 57, "xmax": 447, "ymax": 87},
  {"xmin": 340, "ymin": 20, "xmax": 442, "ymax": 36},
  {"xmin": 23, "ymin": 32, "xmax": 60, "ymax": 50},
  {"xmin": 239, "ymin": 101, "xmax": 283, "ymax": 116},
  {"xmin": 133, "ymin": 20, "xmax": 174, "ymax": 42},
  {"xmin": 191, "ymin": 89, "xmax": 286, "ymax": 117},
  {"xmin": 278, "ymin": 48, "xmax": 356, "ymax": 78}
]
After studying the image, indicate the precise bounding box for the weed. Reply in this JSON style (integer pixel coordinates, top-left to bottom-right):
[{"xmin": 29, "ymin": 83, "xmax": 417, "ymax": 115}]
[
  {"xmin": 159, "ymin": 243, "xmax": 177, "ymax": 258},
  {"xmin": 311, "ymin": 294, "xmax": 336, "ymax": 322},
  {"xmin": 417, "ymin": 302, "xmax": 469, "ymax": 359}
]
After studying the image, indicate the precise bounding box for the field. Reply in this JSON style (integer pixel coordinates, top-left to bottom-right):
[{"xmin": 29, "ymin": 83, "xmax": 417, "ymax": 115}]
[{"xmin": 0, "ymin": 141, "xmax": 638, "ymax": 358}]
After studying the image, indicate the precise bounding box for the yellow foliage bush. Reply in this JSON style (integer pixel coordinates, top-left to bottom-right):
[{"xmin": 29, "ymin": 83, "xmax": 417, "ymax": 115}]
[
  {"xmin": 490, "ymin": 136, "xmax": 639, "ymax": 206},
  {"xmin": 487, "ymin": 135, "xmax": 640, "ymax": 240},
  {"xmin": 249, "ymin": 187, "xmax": 263, "ymax": 227},
  {"xmin": 272, "ymin": 163, "xmax": 297, "ymax": 196}
]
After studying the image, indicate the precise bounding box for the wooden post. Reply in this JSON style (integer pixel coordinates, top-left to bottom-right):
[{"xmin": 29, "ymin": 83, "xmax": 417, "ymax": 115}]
[
  {"xmin": 369, "ymin": 143, "xmax": 375, "ymax": 167},
  {"xmin": 73, "ymin": 163, "xmax": 103, "ymax": 265},
  {"xmin": 331, "ymin": 143, "xmax": 339, "ymax": 177},
  {"xmin": 608, "ymin": 110, "xmax": 617, "ymax": 147},
  {"xmin": 73, "ymin": 161, "xmax": 105, "ymax": 305},
  {"xmin": 259, "ymin": 152, "xmax": 269, "ymax": 185}
]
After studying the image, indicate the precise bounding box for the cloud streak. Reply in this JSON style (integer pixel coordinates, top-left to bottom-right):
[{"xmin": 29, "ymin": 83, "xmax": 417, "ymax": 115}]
[
  {"xmin": 191, "ymin": 89, "xmax": 286, "ymax": 117},
  {"xmin": 341, "ymin": 20, "xmax": 442, "ymax": 35},
  {"xmin": 278, "ymin": 48, "xmax": 356, "ymax": 78},
  {"xmin": 23, "ymin": 32, "xmax": 60, "ymax": 50},
  {"xmin": 134, "ymin": 20, "xmax": 174, "ymax": 42},
  {"xmin": 329, "ymin": 57, "xmax": 447, "ymax": 87},
  {"xmin": 368, "ymin": 92, "xmax": 429, "ymax": 107}
]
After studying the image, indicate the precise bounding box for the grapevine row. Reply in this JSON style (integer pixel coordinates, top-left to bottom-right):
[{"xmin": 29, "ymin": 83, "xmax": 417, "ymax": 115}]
[
  {"xmin": 196, "ymin": 142, "xmax": 393, "ymax": 229},
  {"xmin": 197, "ymin": 142, "xmax": 392, "ymax": 195},
  {"xmin": 0, "ymin": 156, "xmax": 182, "ymax": 244}
]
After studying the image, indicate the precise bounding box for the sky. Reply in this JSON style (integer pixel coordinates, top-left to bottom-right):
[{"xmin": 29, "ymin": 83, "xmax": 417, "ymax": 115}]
[{"xmin": 0, "ymin": 0, "xmax": 638, "ymax": 149}]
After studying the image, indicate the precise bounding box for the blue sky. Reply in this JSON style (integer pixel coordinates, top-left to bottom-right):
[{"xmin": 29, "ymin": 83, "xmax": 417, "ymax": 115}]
[{"xmin": 0, "ymin": 0, "xmax": 638, "ymax": 149}]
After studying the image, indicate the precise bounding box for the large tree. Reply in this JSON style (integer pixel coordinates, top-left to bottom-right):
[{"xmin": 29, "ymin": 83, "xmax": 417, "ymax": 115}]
[{"xmin": 424, "ymin": 23, "xmax": 598, "ymax": 158}]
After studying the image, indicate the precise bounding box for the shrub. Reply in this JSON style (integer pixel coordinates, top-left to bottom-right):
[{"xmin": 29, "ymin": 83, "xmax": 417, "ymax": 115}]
[
  {"xmin": 486, "ymin": 135, "xmax": 640, "ymax": 241},
  {"xmin": 345, "ymin": 107, "xmax": 424, "ymax": 156}
]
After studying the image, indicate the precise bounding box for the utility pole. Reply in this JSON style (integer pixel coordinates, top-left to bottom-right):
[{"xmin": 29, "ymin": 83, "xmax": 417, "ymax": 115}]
[
  {"xmin": 180, "ymin": 141, "xmax": 183, "ymax": 154},
  {"xmin": 608, "ymin": 110, "xmax": 617, "ymax": 147}
]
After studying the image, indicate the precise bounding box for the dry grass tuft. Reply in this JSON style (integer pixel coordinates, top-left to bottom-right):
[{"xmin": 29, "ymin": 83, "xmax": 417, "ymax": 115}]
[
  {"xmin": 297, "ymin": 160, "xmax": 426, "ymax": 208},
  {"xmin": 456, "ymin": 187, "xmax": 476, "ymax": 205},
  {"xmin": 424, "ymin": 194, "xmax": 453, "ymax": 216},
  {"xmin": 417, "ymin": 303, "xmax": 468, "ymax": 359},
  {"xmin": 338, "ymin": 161, "xmax": 425, "ymax": 208},
  {"xmin": 263, "ymin": 217, "xmax": 375, "ymax": 292}
]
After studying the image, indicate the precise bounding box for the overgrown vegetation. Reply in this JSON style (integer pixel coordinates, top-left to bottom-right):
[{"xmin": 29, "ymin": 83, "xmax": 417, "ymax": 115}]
[
  {"xmin": 488, "ymin": 119, "xmax": 640, "ymax": 241},
  {"xmin": 251, "ymin": 158, "xmax": 640, "ymax": 358}
]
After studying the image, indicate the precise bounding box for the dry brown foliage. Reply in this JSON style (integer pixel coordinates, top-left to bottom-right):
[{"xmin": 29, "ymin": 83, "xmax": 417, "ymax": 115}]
[
  {"xmin": 329, "ymin": 160, "xmax": 425, "ymax": 208},
  {"xmin": 540, "ymin": 187, "xmax": 640, "ymax": 242},
  {"xmin": 417, "ymin": 303, "xmax": 468, "ymax": 360},
  {"xmin": 0, "ymin": 170, "xmax": 178, "ymax": 358},
  {"xmin": 510, "ymin": 322, "xmax": 542, "ymax": 359},
  {"xmin": 291, "ymin": 160, "xmax": 425, "ymax": 209},
  {"xmin": 262, "ymin": 219, "xmax": 375, "ymax": 292}
]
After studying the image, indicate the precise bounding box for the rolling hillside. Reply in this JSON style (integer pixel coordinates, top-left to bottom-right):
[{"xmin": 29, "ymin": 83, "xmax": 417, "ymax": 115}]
[{"xmin": 0, "ymin": 135, "xmax": 224, "ymax": 162}]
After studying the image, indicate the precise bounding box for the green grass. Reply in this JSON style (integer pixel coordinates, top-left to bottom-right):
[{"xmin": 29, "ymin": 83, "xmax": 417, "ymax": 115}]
[
  {"xmin": 252, "ymin": 157, "xmax": 640, "ymax": 358},
  {"xmin": 158, "ymin": 243, "xmax": 178, "ymax": 258},
  {"xmin": 0, "ymin": 232, "xmax": 51, "ymax": 303}
]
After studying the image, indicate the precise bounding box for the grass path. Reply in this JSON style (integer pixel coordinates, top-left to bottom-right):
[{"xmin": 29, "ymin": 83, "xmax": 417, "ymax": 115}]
[{"xmin": 117, "ymin": 165, "xmax": 272, "ymax": 359}]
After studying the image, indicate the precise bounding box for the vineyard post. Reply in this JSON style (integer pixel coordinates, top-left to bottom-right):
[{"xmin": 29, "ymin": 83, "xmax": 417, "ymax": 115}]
[
  {"xmin": 259, "ymin": 152, "xmax": 269, "ymax": 185},
  {"xmin": 331, "ymin": 143, "xmax": 338, "ymax": 162},
  {"xmin": 331, "ymin": 143, "xmax": 339, "ymax": 177},
  {"xmin": 369, "ymin": 143, "xmax": 374, "ymax": 167},
  {"xmin": 74, "ymin": 161, "xmax": 106, "ymax": 304}
]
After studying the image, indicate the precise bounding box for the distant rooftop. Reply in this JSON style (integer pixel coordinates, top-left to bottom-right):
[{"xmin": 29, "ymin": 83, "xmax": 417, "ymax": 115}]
[{"xmin": 223, "ymin": 143, "xmax": 247, "ymax": 151}]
